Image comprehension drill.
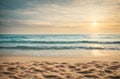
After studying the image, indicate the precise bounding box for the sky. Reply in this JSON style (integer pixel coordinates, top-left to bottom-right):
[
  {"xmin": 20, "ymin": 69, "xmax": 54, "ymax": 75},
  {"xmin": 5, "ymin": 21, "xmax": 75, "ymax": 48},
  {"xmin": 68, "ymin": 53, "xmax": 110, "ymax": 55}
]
[{"xmin": 0, "ymin": 0, "xmax": 120, "ymax": 34}]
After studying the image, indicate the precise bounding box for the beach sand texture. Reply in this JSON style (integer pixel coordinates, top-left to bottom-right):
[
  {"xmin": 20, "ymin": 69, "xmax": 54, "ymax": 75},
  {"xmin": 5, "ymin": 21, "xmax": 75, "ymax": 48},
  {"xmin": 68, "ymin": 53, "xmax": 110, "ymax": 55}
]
[{"xmin": 0, "ymin": 58, "xmax": 120, "ymax": 79}]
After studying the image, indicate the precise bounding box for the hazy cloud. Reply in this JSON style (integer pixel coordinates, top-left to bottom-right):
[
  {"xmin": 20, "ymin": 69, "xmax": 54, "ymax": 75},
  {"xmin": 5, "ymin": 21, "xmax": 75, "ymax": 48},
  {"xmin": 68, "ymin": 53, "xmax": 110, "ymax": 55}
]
[{"xmin": 0, "ymin": 0, "xmax": 120, "ymax": 33}]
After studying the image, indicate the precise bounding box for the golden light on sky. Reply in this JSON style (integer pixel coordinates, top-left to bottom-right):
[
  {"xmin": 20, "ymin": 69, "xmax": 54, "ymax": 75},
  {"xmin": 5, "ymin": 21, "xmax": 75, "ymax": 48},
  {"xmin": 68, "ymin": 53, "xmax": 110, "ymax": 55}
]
[
  {"xmin": 0, "ymin": 0, "xmax": 120, "ymax": 34},
  {"xmin": 92, "ymin": 22, "xmax": 98, "ymax": 27}
]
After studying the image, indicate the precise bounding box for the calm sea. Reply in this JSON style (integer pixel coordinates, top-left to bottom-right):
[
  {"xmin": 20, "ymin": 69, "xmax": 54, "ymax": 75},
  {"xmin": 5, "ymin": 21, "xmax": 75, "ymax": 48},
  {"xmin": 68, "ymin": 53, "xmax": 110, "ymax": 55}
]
[{"xmin": 0, "ymin": 34, "xmax": 120, "ymax": 56}]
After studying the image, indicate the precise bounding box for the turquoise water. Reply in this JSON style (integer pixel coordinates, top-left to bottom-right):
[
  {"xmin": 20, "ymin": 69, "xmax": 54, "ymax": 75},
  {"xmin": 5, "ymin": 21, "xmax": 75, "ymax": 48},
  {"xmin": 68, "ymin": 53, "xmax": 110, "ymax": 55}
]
[{"xmin": 0, "ymin": 34, "xmax": 120, "ymax": 56}]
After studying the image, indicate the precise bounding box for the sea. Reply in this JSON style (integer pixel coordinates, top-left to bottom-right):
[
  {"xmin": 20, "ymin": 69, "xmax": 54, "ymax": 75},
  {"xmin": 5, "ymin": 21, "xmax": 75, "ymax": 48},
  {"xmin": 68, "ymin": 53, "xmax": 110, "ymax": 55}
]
[{"xmin": 0, "ymin": 34, "xmax": 120, "ymax": 57}]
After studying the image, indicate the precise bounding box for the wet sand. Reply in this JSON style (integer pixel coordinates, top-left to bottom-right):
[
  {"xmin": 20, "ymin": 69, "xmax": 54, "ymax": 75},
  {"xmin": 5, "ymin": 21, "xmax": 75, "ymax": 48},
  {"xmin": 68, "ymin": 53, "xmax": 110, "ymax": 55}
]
[{"xmin": 0, "ymin": 55, "xmax": 120, "ymax": 79}]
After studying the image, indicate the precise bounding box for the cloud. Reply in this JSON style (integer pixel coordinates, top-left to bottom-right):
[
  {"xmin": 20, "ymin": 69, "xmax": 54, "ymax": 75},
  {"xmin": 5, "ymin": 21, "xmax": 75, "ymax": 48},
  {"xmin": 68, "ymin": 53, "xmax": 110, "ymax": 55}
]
[
  {"xmin": 0, "ymin": 0, "xmax": 120, "ymax": 33},
  {"xmin": 2, "ymin": 0, "xmax": 119, "ymax": 21}
]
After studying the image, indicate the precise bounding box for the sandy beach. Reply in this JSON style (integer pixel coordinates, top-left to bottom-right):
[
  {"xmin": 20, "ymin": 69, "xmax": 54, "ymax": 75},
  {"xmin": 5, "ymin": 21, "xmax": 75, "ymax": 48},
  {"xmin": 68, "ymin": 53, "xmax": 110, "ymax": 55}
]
[{"xmin": 0, "ymin": 55, "xmax": 120, "ymax": 79}]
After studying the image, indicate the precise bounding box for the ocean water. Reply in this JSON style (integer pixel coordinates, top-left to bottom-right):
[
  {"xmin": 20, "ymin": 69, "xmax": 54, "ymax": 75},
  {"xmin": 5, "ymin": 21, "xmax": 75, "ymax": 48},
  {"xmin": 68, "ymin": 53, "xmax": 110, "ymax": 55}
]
[{"xmin": 0, "ymin": 34, "xmax": 120, "ymax": 57}]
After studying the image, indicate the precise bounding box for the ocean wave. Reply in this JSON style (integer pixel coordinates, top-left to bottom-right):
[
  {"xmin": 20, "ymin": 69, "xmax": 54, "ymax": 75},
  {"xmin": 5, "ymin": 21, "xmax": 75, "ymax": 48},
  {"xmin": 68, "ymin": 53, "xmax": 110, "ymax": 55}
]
[
  {"xmin": 0, "ymin": 40, "xmax": 120, "ymax": 44},
  {"xmin": 0, "ymin": 46, "xmax": 119, "ymax": 50}
]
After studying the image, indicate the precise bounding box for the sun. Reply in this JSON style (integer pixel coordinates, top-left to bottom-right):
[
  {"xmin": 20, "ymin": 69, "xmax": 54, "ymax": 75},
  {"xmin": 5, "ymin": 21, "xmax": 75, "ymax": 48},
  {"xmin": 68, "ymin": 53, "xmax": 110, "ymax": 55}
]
[{"xmin": 92, "ymin": 21, "xmax": 98, "ymax": 26}]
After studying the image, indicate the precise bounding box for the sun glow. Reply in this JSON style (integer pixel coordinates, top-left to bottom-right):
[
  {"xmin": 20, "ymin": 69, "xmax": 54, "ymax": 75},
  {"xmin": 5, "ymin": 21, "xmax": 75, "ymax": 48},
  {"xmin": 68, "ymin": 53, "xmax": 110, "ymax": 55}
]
[{"xmin": 92, "ymin": 22, "xmax": 98, "ymax": 26}]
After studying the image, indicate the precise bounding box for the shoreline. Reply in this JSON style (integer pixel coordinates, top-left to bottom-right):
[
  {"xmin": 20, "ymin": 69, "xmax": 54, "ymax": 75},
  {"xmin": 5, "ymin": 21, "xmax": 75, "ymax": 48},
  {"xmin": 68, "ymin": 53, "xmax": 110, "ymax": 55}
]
[{"xmin": 0, "ymin": 55, "xmax": 120, "ymax": 63}]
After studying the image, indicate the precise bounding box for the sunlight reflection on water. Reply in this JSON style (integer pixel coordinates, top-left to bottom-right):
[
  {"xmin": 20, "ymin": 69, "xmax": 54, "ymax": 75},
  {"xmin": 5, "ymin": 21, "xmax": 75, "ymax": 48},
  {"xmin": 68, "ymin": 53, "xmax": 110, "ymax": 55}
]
[{"xmin": 91, "ymin": 50, "xmax": 109, "ymax": 56}]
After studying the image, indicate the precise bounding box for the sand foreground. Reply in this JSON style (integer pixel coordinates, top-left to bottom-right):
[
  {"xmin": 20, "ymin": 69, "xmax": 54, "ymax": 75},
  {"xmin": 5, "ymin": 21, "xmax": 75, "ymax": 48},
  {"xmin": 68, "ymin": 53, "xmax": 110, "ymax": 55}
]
[{"xmin": 0, "ymin": 55, "xmax": 120, "ymax": 79}]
